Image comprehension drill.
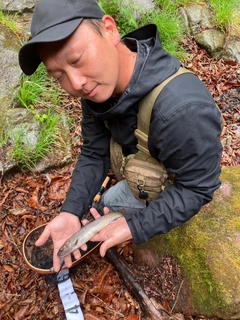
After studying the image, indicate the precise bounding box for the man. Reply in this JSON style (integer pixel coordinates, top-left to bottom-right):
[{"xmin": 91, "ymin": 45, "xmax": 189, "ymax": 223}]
[{"xmin": 19, "ymin": 0, "xmax": 223, "ymax": 272}]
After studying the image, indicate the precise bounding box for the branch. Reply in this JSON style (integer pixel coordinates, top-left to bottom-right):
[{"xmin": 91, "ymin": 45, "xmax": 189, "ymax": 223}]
[{"xmin": 106, "ymin": 247, "xmax": 174, "ymax": 320}]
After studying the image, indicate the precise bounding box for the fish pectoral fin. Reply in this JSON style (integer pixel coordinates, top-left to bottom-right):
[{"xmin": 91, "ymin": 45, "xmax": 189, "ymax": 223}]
[{"xmin": 72, "ymin": 238, "xmax": 79, "ymax": 248}]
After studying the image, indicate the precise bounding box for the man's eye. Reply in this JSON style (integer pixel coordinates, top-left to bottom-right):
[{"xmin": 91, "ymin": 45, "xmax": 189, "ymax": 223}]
[
  {"xmin": 54, "ymin": 73, "xmax": 64, "ymax": 81},
  {"xmin": 72, "ymin": 58, "xmax": 80, "ymax": 66}
]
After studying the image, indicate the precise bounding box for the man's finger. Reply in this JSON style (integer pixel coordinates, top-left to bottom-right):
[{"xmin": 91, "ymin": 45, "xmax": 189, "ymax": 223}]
[
  {"xmin": 99, "ymin": 239, "xmax": 113, "ymax": 257},
  {"xmin": 72, "ymin": 248, "xmax": 80, "ymax": 260},
  {"xmin": 35, "ymin": 226, "xmax": 50, "ymax": 246},
  {"xmin": 103, "ymin": 207, "xmax": 110, "ymax": 214},
  {"xmin": 53, "ymin": 248, "xmax": 61, "ymax": 272},
  {"xmin": 90, "ymin": 207, "xmax": 101, "ymax": 219},
  {"xmin": 81, "ymin": 219, "xmax": 89, "ymax": 226},
  {"xmin": 64, "ymin": 254, "xmax": 74, "ymax": 269}
]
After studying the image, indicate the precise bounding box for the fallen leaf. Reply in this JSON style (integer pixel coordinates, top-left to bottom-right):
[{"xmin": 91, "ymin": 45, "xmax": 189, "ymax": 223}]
[
  {"xmin": 14, "ymin": 305, "xmax": 29, "ymax": 320},
  {"xmin": 0, "ymin": 240, "xmax": 4, "ymax": 249},
  {"xmin": 125, "ymin": 315, "xmax": 140, "ymax": 320},
  {"xmin": 4, "ymin": 265, "xmax": 14, "ymax": 272},
  {"xmin": 8, "ymin": 208, "xmax": 27, "ymax": 216},
  {"xmin": 27, "ymin": 187, "xmax": 40, "ymax": 208}
]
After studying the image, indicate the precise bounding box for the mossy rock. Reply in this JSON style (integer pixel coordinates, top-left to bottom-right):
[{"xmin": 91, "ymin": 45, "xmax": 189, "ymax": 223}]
[
  {"xmin": 133, "ymin": 166, "xmax": 240, "ymax": 319},
  {"xmin": 0, "ymin": 108, "xmax": 72, "ymax": 174}
]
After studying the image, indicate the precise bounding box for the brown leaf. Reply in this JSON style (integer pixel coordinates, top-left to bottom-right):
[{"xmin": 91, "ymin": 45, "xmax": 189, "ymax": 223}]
[
  {"xmin": 15, "ymin": 187, "xmax": 29, "ymax": 194},
  {"xmin": 27, "ymin": 196, "xmax": 39, "ymax": 208},
  {"xmin": 93, "ymin": 264, "xmax": 114, "ymax": 286},
  {"xmin": 89, "ymin": 285, "xmax": 114, "ymax": 295},
  {"xmin": 48, "ymin": 175, "xmax": 71, "ymax": 200},
  {"xmin": 0, "ymin": 189, "xmax": 12, "ymax": 206},
  {"xmin": 8, "ymin": 208, "xmax": 27, "ymax": 216},
  {"xmin": 4, "ymin": 265, "xmax": 14, "ymax": 272},
  {"xmin": 125, "ymin": 315, "xmax": 140, "ymax": 320},
  {"xmin": 13, "ymin": 305, "xmax": 29, "ymax": 320},
  {"xmin": 27, "ymin": 187, "xmax": 40, "ymax": 208},
  {"xmin": 85, "ymin": 312, "xmax": 105, "ymax": 320}
]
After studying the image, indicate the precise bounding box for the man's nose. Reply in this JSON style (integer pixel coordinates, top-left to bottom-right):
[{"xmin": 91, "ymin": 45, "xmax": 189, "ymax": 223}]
[{"xmin": 68, "ymin": 72, "xmax": 86, "ymax": 91}]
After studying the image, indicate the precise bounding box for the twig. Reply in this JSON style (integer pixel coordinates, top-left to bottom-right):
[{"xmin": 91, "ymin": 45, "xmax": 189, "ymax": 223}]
[
  {"xmin": 0, "ymin": 189, "xmax": 12, "ymax": 206},
  {"xmin": 171, "ymin": 280, "xmax": 184, "ymax": 313},
  {"xmin": 6, "ymin": 226, "xmax": 22, "ymax": 256},
  {"xmin": 74, "ymin": 283, "xmax": 125, "ymax": 317},
  {"xmin": 32, "ymin": 285, "xmax": 54, "ymax": 320},
  {"xmin": 106, "ymin": 247, "xmax": 173, "ymax": 320},
  {"xmin": 32, "ymin": 260, "xmax": 65, "ymax": 320}
]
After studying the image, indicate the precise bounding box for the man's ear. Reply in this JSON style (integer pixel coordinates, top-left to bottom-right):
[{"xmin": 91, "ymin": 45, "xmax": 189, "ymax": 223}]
[{"xmin": 101, "ymin": 15, "xmax": 121, "ymax": 46}]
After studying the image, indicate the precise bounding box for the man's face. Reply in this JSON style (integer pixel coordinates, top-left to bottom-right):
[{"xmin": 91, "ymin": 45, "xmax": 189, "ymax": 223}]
[{"xmin": 37, "ymin": 17, "xmax": 121, "ymax": 103}]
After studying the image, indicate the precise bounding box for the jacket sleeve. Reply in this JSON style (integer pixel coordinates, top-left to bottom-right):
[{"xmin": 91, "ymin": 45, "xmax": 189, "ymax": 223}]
[
  {"xmin": 61, "ymin": 100, "xmax": 111, "ymax": 218},
  {"xmin": 125, "ymin": 76, "xmax": 223, "ymax": 245}
]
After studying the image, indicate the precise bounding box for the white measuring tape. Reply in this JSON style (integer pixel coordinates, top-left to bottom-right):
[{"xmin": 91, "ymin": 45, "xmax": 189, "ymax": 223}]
[{"xmin": 57, "ymin": 268, "xmax": 84, "ymax": 320}]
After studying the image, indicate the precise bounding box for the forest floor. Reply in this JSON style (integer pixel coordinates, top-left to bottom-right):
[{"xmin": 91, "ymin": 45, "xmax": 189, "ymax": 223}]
[{"xmin": 0, "ymin": 36, "xmax": 239, "ymax": 320}]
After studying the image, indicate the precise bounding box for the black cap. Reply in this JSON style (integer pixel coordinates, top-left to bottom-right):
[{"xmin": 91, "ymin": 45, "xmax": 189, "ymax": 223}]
[{"xmin": 19, "ymin": 0, "xmax": 104, "ymax": 75}]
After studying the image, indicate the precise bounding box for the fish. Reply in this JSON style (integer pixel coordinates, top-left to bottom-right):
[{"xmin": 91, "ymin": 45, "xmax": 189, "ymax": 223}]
[{"xmin": 57, "ymin": 211, "xmax": 124, "ymax": 258}]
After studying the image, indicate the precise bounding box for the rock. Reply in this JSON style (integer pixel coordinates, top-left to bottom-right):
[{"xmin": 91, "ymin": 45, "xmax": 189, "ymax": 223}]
[
  {"xmin": 133, "ymin": 166, "xmax": 240, "ymax": 319},
  {"xmin": 0, "ymin": 25, "xmax": 22, "ymax": 110},
  {"xmin": 0, "ymin": 1, "xmax": 73, "ymax": 174},
  {"xmin": 179, "ymin": 3, "xmax": 240, "ymax": 63},
  {"xmin": 221, "ymin": 38, "xmax": 240, "ymax": 63},
  {"xmin": 179, "ymin": 4, "xmax": 213, "ymax": 35},
  {"xmin": 129, "ymin": 0, "xmax": 155, "ymax": 12},
  {"xmin": 0, "ymin": 108, "xmax": 72, "ymax": 174},
  {"xmin": 34, "ymin": 114, "xmax": 73, "ymax": 172},
  {"xmin": 1, "ymin": 0, "xmax": 37, "ymax": 13},
  {"xmin": 194, "ymin": 29, "xmax": 226, "ymax": 56}
]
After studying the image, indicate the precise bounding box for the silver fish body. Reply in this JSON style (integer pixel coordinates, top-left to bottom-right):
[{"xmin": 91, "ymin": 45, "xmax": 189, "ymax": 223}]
[{"xmin": 57, "ymin": 211, "xmax": 123, "ymax": 258}]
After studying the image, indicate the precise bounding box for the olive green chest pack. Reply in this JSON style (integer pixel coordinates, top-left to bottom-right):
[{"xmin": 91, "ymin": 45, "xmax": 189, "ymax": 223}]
[{"xmin": 110, "ymin": 67, "xmax": 223, "ymax": 203}]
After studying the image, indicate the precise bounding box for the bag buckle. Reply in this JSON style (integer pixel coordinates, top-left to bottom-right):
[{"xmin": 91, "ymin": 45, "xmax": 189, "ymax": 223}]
[{"xmin": 137, "ymin": 175, "xmax": 148, "ymax": 200}]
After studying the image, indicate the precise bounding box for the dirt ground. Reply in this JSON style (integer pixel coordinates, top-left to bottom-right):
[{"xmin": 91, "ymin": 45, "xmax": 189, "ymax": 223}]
[{"xmin": 0, "ymin": 36, "xmax": 239, "ymax": 320}]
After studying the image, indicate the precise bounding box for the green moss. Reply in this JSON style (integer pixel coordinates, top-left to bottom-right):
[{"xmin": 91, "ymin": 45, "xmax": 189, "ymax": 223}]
[
  {"xmin": 146, "ymin": 167, "xmax": 240, "ymax": 317},
  {"xmin": 226, "ymin": 217, "xmax": 240, "ymax": 230},
  {"xmin": 162, "ymin": 228, "xmax": 222, "ymax": 314},
  {"xmin": 0, "ymin": 24, "xmax": 20, "ymax": 51}
]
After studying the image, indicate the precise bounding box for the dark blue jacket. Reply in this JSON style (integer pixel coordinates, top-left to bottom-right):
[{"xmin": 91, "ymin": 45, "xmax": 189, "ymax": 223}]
[{"xmin": 61, "ymin": 24, "xmax": 222, "ymax": 245}]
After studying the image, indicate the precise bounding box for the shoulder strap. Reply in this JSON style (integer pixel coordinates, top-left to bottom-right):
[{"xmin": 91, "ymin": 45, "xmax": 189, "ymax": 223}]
[{"xmin": 135, "ymin": 67, "xmax": 194, "ymax": 155}]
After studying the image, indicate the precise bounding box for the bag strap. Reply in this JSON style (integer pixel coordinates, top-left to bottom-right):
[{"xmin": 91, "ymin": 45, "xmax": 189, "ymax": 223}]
[{"xmin": 135, "ymin": 67, "xmax": 193, "ymax": 155}]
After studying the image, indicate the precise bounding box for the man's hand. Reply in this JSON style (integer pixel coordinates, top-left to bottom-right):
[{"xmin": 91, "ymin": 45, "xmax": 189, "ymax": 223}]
[
  {"xmin": 35, "ymin": 212, "xmax": 84, "ymax": 272},
  {"xmin": 89, "ymin": 207, "xmax": 132, "ymax": 257}
]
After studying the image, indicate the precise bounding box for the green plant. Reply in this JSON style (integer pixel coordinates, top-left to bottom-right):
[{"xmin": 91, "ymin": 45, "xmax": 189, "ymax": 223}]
[
  {"xmin": 10, "ymin": 111, "xmax": 61, "ymax": 170},
  {"xmin": 0, "ymin": 8, "xmax": 20, "ymax": 33},
  {"xmin": 14, "ymin": 58, "xmax": 68, "ymax": 171},
  {"xmin": 209, "ymin": 0, "xmax": 240, "ymax": 32},
  {"xmin": 155, "ymin": 0, "xmax": 203, "ymax": 13},
  {"xmin": 0, "ymin": 124, "xmax": 10, "ymax": 148},
  {"xmin": 17, "ymin": 63, "xmax": 64, "ymax": 110},
  {"xmin": 98, "ymin": 0, "xmax": 186, "ymax": 58},
  {"xmin": 144, "ymin": 9, "xmax": 186, "ymax": 58},
  {"xmin": 98, "ymin": 0, "xmax": 141, "ymax": 35}
]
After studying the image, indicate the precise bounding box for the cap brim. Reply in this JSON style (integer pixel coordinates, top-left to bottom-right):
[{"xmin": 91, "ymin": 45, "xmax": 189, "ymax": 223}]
[{"xmin": 19, "ymin": 18, "xmax": 83, "ymax": 75}]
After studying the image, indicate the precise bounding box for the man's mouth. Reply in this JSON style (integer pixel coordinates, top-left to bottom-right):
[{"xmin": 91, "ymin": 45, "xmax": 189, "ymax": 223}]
[{"xmin": 83, "ymin": 85, "xmax": 98, "ymax": 98}]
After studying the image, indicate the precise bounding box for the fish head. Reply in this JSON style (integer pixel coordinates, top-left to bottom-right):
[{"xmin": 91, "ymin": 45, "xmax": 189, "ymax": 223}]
[
  {"xmin": 57, "ymin": 241, "xmax": 72, "ymax": 258},
  {"xmin": 57, "ymin": 237, "xmax": 80, "ymax": 258}
]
